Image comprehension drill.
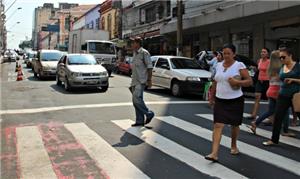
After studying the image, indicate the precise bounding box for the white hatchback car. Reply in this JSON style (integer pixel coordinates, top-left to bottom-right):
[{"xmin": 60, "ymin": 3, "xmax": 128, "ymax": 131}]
[
  {"xmin": 56, "ymin": 54, "xmax": 109, "ymax": 92},
  {"xmin": 151, "ymin": 56, "xmax": 211, "ymax": 97}
]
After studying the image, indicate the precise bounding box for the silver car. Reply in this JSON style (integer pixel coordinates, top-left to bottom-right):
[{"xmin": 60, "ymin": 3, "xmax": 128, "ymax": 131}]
[{"xmin": 56, "ymin": 54, "xmax": 109, "ymax": 92}]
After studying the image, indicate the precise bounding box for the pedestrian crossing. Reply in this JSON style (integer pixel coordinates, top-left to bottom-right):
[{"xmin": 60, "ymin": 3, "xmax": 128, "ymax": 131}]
[{"xmin": 2, "ymin": 114, "xmax": 300, "ymax": 179}]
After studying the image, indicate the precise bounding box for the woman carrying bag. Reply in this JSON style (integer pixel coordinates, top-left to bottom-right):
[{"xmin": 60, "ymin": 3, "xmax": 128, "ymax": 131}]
[
  {"xmin": 263, "ymin": 46, "xmax": 300, "ymax": 146},
  {"xmin": 205, "ymin": 44, "xmax": 252, "ymax": 162}
]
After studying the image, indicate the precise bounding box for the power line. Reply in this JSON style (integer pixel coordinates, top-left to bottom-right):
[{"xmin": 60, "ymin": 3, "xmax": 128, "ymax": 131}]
[{"xmin": 4, "ymin": 0, "xmax": 17, "ymax": 14}]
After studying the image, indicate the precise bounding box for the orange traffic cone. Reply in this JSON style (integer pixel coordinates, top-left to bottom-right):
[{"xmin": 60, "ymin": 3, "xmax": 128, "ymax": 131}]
[{"xmin": 16, "ymin": 65, "xmax": 23, "ymax": 81}]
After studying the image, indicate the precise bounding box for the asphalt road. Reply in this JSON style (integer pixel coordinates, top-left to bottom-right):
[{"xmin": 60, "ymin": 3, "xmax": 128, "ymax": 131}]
[{"xmin": 1, "ymin": 60, "xmax": 300, "ymax": 179}]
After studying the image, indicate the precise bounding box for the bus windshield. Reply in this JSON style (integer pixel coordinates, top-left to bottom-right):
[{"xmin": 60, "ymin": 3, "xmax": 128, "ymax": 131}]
[{"xmin": 88, "ymin": 42, "xmax": 115, "ymax": 54}]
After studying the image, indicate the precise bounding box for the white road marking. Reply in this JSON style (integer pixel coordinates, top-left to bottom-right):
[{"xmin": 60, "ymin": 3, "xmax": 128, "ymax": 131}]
[
  {"xmin": 289, "ymin": 126, "xmax": 300, "ymax": 132},
  {"xmin": 112, "ymin": 119, "xmax": 247, "ymax": 179},
  {"xmin": 243, "ymin": 113, "xmax": 300, "ymax": 132},
  {"xmin": 65, "ymin": 123, "xmax": 149, "ymax": 179},
  {"xmin": 190, "ymin": 114, "xmax": 300, "ymax": 176},
  {"xmin": 0, "ymin": 100, "xmax": 267, "ymax": 115},
  {"xmin": 16, "ymin": 126, "xmax": 57, "ymax": 179},
  {"xmin": 198, "ymin": 114, "xmax": 300, "ymax": 148}
]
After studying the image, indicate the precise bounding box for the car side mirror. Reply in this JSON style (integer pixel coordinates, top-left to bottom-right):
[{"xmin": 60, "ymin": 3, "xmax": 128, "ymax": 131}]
[{"xmin": 161, "ymin": 64, "xmax": 170, "ymax": 70}]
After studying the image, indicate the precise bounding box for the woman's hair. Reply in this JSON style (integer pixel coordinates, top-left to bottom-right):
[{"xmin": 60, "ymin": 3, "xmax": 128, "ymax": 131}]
[
  {"xmin": 222, "ymin": 44, "xmax": 236, "ymax": 54},
  {"xmin": 262, "ymin": 47, "xmax": 270, "ymax": 55},
  {"xmin": 268, "ymin": 50, "xmax": 282, "ymax": 77},
  {"xmin": 217, "ymin": 51, "xmax": 223, "ymax": 58},
  {"xmin": 279, "ymin": 45, "xmax": 293, "ymax": 56}
]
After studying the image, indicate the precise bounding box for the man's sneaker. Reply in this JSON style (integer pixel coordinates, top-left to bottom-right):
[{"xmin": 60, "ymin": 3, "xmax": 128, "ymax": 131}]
[
  {"xmin": 145, "ymin": 112, "xmax": 155, "ymax": 124},
  {"xmin": 131, "ymin": 123, "xmax": 144, "ymax": 127}
]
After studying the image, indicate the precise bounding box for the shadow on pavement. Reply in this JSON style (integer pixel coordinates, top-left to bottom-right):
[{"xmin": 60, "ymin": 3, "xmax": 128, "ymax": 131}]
[
  {"xmin": 27, "ymin": 76, "xmax": 56, "ymax": 82},
  {"xmin": 50, "ymin": 84, "xmax": 107, "ymax": 95},
  {"xmin": 145, "ymin": 88, "xmax": 204, "ymax": 101},
  {"xmin": 112, "ymin": 131, "xmax": 144, "ymax": 147}
]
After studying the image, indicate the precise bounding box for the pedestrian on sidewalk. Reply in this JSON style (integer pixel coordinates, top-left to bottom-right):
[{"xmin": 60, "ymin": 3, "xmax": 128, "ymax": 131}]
[
  {"xmin": 129, "ymin": 37, "xmax": 155, "ymax": 127},
  {"xmin": 249, "ymin": 50, "xmax": 289, "ymax": 135},
  {"xmin": 245, "ymin": 48, "xmax": 270, "ymax": 121},
  {"xmin": 263, "ymin": 46, "xmax": 300, "ymax": 146},
  {"xmin": 205, "ymin": 44, "xmax": 252, "ymax": 162}
]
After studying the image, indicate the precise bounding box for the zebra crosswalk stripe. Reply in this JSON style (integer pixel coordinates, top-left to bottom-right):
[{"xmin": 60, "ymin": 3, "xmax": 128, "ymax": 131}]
[
  {"xmin": 290, "ymin": 126, "xmax": 300, "ymax": 132},
  {"xmin": 65, "ymin": 123, "xmax": 150, "ymax": 179},
  {"xmin": 112, "ymin": 119, "xmax": 247, "ymax": 179},
  {"xmin": 197, "ymin": 114, "xmax": 300, "ymax": 148},
  {"xmin": 189, "ymin": 114, "xmax": 300, "ymax": 176},
  {"xmin": 16, "ymin": 126, "xmax": 57, "ymax": 179},
  {"xmin": 244, "ymin": 113, "xmax": 300, "ymax": 132}
]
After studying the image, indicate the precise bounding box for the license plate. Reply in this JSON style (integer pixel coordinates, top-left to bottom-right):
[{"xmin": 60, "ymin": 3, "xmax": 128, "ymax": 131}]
[{"xmin": 87, "ymin": 81, "xmax": 97, "ymax": 84}]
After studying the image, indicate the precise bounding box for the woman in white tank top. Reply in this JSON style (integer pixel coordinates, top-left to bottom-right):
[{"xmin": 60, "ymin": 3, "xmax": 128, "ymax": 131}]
[{"xmin": 205, "ymin": 44, "xmax": 253, "ymax": 162}]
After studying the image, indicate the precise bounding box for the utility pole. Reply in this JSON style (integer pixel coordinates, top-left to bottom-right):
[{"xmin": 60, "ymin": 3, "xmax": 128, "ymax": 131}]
[
  {"xmin": 48, "ymin": 32, "xmax": 51, "ymax": 49},
  {"xmin": 176, "ymin": 0, "xmax": 183, "ymax": 56},
  {"xmin": 118, "ymin": 0, "xmax": 122, "ymax": 40}
]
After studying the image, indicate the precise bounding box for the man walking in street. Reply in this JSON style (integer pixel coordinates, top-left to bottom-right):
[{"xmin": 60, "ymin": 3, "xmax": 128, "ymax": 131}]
[{"xmin": 130, "ymin": 37, "xmax": 155, "ymax": 127}]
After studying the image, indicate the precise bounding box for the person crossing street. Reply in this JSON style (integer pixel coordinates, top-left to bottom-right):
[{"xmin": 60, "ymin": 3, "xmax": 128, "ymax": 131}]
[{"xmin": 129, "ymin": 37, "xmax": 155, "ymax": 127}]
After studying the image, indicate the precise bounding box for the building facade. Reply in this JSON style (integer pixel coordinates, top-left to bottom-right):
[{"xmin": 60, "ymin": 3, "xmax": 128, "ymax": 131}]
[
  {"xmin": 160, "ymin": 0, "xmax": 300, "ymax": 60},
  {"xmin": 32, "ymin": 3, "xmax": 58, "ymax": 50},
  {"xmin": 72, "ymin": 4, "xmax": 101, "ymax": 30},
  {"xmin": 56, "ymin": 5, "xmax": 96, "ymax": 50},
  {"xmin": 100, "ymin": 0, "xmax": 119, "ymax": 40},
  {"xmin": 33, "ymin": 3, "xmax": 95, "ymax": 50},
  {"xmin": 122, "ymin": 0, "xmax": 171, "ymax": 55}
]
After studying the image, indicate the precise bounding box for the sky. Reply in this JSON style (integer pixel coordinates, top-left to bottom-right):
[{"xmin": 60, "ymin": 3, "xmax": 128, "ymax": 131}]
[{"xmin": 5, "ymin": 0, "xmax": 104, "ymax": 49}]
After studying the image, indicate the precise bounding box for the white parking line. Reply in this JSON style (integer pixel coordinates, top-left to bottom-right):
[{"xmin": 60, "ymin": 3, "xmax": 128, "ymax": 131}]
[{"xmin": 0, "ymin": 101, "xmax": 268, "ymax": 115}]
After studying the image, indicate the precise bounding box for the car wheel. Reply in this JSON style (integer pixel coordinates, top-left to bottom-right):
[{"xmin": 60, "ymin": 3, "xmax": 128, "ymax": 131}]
[
  {"xmin": 64, "ymin": 77, "xmax": 72, "ymax": 91},
  {"xmin": 171, "ymin": 81, "xmax": 182, "ymax": 97},
  {"xmin": 99, "ymin": 85, "xmax": 109, "ymax": 92},
  {"xmin": 56, "ymin": 75, "xmax": 62, "ymax": 86}
]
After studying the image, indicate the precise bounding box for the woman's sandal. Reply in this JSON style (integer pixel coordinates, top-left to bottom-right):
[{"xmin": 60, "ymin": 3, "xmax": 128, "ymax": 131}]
[
  {"xmin": 230, "ymin": 149, "xmax": 240, "ymax": 155},
  {"xmin": 204, "ymin": 155, "xmax": 218, "ymax": 162},
  {"xmin": 250, "ymin": 122, "xmax": 256, "ymax": 135},
  {"xmin": 263, "ymin": 140, "xmax": 277, "ymax": 146}
]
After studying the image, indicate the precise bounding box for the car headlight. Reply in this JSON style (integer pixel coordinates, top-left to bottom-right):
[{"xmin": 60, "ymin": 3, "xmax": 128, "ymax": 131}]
[
  {"xmin": 186, "ymin": 77, "xmax": 201, "ymax": 82},
  {"xmin": 71, "ymin": 72, "xmax": 81, "ymax": 77},
  {"xmin": 99, "ymin": 71, "xmax": 108, "ymax": 77}
]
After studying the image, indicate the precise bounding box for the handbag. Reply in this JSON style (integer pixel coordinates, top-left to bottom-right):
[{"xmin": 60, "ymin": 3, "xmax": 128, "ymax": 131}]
[{"xmin": 293, "ymin": 92, "xmax": 300, "ymax": 112}]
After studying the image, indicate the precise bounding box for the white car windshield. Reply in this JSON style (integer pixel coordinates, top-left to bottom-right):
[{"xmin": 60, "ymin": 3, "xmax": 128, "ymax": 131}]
[
  {"xmin": 68, "ymin": 55, "xmax": 97, "ymax": 65},
  {"xmin": 41, "ymin": 52, "xmax": 63, "ymax": 61},
  {"xmin": 89, "ymin": 42, "xmax": 115, "ymax": 54},
  {"xmin": 171, "ymin": 58, "xmax": 202, "ymax": 69}
]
